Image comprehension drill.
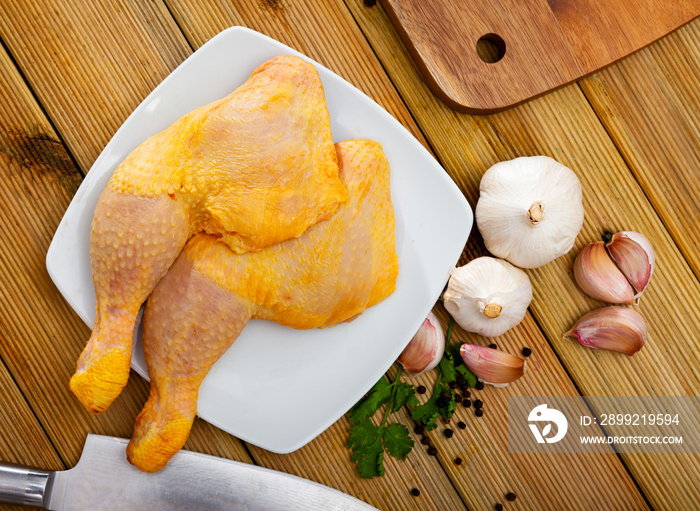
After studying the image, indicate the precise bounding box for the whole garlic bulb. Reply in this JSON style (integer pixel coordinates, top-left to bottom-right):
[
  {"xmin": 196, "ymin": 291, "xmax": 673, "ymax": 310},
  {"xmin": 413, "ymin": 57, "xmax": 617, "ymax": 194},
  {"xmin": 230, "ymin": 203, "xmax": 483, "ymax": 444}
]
[
  {"xmin": 476, "ymin": 156, "xmax": 584, "ymax": 268},
  {"xmin": 443, "ymin": 257, "xmax": 532, "ymax": 337}
]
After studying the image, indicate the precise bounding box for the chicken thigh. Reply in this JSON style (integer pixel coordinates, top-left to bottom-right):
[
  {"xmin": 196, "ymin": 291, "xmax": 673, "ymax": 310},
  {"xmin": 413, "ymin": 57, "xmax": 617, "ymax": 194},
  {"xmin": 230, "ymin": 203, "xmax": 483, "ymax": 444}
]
[
  {"xmin": 71, "ymin": 55, "xmax": 347, "ymax": 414},
  {"xmin": 126, "ymin": 140, "xmax": 398, "ymax": 472}
]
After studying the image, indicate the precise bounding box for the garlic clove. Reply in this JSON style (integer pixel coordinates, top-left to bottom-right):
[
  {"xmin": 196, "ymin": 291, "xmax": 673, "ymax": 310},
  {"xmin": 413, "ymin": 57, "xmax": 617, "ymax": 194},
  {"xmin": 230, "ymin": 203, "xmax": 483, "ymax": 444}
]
[
  {"xmin": 398, "ymin": 311, "xmax": 445, "ymax": 375},
  {"xmin": 573, "ymin": 241, "xmax": 635, "ymax": 304},
  {"xmin": 443, "ymin": 257, "xmax": 532, "ymax": 338},
  {"xmin": 459, "ymin": 344, "xmax": 525, "ymax": 385},
  {"xmin": 564, "ymin": 306, "xmax": 646, "ymax": 356},
  {"xmin": 475, "ymin": 156, "xmax": 584, "ymax": 269},
  {"xmin": 604, "ymin": 231, "xmax": 655, "ymax": 300}
]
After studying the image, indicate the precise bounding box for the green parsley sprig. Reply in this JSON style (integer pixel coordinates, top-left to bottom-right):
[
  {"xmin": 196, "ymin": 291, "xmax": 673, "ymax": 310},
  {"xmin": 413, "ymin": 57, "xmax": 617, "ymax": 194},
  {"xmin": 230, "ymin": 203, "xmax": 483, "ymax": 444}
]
[
  {"xmin": 346, "ymin": 366, "xmax": 418, "ymax": 478},
  {"xmin": 346, "ymin": 316, "xmax": 478, "ymax": 478}
]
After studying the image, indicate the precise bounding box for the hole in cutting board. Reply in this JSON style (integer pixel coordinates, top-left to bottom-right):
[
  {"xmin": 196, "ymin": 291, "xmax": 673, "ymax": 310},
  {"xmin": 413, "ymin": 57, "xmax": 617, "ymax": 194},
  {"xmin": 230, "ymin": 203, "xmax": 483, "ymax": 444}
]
[{"xmin": 476, "ymin": 34, "xmax": 506, "ymax": 63}]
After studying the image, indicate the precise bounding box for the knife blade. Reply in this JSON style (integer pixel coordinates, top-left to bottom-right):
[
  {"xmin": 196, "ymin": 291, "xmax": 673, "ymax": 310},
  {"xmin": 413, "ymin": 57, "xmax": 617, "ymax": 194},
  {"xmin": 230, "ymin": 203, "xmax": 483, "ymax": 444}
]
[{"xmin": 0, "ymin": 434, "xmax": 379, "ymax": 510}]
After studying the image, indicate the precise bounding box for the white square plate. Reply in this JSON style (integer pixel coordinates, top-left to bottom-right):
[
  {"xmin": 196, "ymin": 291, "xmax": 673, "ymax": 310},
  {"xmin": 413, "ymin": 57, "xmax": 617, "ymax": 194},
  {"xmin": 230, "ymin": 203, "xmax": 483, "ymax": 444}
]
[{"xmin": 46, "ymin": 27, "xmax": 472, "ymax": 453}]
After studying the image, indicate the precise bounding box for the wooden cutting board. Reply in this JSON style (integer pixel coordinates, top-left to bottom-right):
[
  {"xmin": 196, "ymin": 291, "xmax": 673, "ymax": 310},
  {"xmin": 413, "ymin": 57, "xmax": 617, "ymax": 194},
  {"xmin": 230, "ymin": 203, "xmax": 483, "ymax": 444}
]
[{"xmin": 381, "ymin": 0, "xmax": 699, "ymax": 113}]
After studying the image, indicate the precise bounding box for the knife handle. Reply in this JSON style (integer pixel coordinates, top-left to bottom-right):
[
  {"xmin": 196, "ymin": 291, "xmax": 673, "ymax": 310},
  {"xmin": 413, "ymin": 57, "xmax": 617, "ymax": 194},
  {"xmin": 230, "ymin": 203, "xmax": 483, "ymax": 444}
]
[{"xmin": 0, "ymin": 462, "xmax": 51, "ymax": 507}]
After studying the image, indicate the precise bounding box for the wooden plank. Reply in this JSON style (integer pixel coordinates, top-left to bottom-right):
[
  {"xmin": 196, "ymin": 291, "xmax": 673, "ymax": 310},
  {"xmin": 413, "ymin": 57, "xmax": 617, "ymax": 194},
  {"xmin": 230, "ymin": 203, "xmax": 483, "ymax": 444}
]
[
  {"xmin": 0, "ymin": 360, "xmax": 64, "ymax": 511},
  {"xmin": 385, "ymin": 308, "xmax": 649, "ymax": 511},
  {"xmin": 0, "ymin": 1, "xmax": 251, "ymax": 468},
  {"xmin": 0, "ymin": 0, "xmax": 191, "ymax": 172},
  {"xmin": 578, "ymin": 21, "xmax": 700, "ymax": 279},
  {"xmin": 0, "ymin": 360, "xmax": 60, "ymax": 469},
  {"xmin": 165, "ymin": 1, "xmax": 648, "ymax": 509},
  {"xmin": 346, "ymin": 1, "xmax": 700, "ymax": 509},
  {"xmin": 0, "ymin": 2, "xmax": 680, "ymax": 510}
]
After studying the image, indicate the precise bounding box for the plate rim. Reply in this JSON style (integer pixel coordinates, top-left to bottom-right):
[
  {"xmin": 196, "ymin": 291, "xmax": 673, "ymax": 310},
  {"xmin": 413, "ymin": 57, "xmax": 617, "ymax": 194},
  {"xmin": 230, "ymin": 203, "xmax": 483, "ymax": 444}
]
[{"xmin": 46, "ymin": 25, "xmax": 472, "ymax": 453}]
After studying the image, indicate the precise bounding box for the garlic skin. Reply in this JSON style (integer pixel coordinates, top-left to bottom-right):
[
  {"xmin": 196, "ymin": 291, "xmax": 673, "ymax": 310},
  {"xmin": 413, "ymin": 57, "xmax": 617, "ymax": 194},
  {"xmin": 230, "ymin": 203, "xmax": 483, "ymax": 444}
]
[
  {"xmin": 475, "ymin": 156, "xmax": 584, "ymax": 269},
  {"xmin": 573, "ymin": 242, "xmax": 635, "ymax": 304},
  {"xmin": 443, "ymin": 257, "xmax": 532, "ymax": 338},
  {"xmin": 574, "ymin": 231, "xmax": 655, "ymax": 304},
  {"xmin": 605, "ymin": 231, "xmax": 655, "ymax": 300},
  {"xmin": 564, "ymin": 306, "xmax": 646, "ymax": 356},
  {"xmin": 460, "ymin": 344, "xmax": 525, "ymax": 385},
  {"xmin": 398, "ymin": 311, "xmax": 445, "ymax": 375}
]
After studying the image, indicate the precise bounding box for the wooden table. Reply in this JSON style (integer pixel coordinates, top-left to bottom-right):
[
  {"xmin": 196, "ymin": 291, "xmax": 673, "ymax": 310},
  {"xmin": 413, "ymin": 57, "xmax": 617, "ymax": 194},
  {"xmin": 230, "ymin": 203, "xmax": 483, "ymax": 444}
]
[{"xmin": 0, "ymin": 2, "xmax": 698, "ymax": 510}]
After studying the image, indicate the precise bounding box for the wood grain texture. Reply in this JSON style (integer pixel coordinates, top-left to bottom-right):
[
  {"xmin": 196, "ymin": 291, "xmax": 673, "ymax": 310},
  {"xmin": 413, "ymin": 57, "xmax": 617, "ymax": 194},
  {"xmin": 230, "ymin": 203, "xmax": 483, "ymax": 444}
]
[
  {"xmin": 381, "ymin": 0, "xmax": 698, "ymax": 112},
  {"xmin": 0, "ymin": 0, "xmax": 696, "ymax": 509},
  {"xmin": 347, "ymin": 1, "xmax": 700, "ymax": 508},
  {"xmin": 164, "ymin": 0, "xmax": 422, "ymax": 139},
  {"xmin": 390, "ymin": 306, "xmax": 648, "ymax": 511},
  {"xmin": 0, "ymin": 0, "xmax": 251, "ymax": 469},
  {"xmin": 0, "ymin": 361, "xmax": 64, "ymax": 511},
  {"xmin": 249, "ymin": 414, "xmax": 469, "ymax": 511},
  {"xmin": 550, "ymin": 0, "xmax": 698, "ymax": 73},
  {"xmin": 0, "ymin": 359, "xmax": 61, "ymax": 470},
  {"xmin": 579, "ymin": 21, "xmax": 700, "ymax": 279},
  {"xmin": 381, "ymin": 0, "xmax": 582, "ymax": 112},
  {"xmin": 0, "ymin": 0, "xmax": 191, "ymax": 171},
  {"xmin": 165, "ymin": 1, "xmax": 647, "ymax": 509}
]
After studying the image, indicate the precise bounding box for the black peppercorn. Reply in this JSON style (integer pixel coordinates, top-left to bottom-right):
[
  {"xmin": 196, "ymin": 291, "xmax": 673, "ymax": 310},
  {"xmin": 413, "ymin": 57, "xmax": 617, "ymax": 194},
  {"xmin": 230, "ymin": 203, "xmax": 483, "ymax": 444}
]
[
  {"xmin": 455, "ymin": 457, "xmax": 463, "ymax": 465},
  {"xmin": 476, "ymin": 381, "xmax": 484, "ymax": 390},
  {"xmin": 441, "ymin": 390, "xmax": 451, "ymax": 399},
  {"xmin": 444, "ymin": 428, "xmax": 454, "ymax": 438},
  {"xmin": 414, "ymin": 425, "xmax": 424, "ymax": 435},
  {"xmin": 436, "ymin": 397, "xmax": 447, "ymax": 408},
  {"xmin": 489, "ymin": 343, "xmax": 497, "ymax": 349},
  {"xmin": 417, "ymin": 385, "xmax": 427, "ymax": 394},
  {"xmin": 448, "ymin": 381, "xmax": 458, "ymax": 389},
  {"xmin": 474, "ymin": 399, "xmax": 483, "ymax": 409},
  {"xmin": 494, "ymin": 504, "xmax": 503, "ymax": 511},
  {"xmin": 411, "ymin": 488, "xmax": 420, "ymax": 497},
  {"xmin": 458, "ymin": 421, "xmax": 466, "ymax": 429},
  {"xmin": 363, "ymin": 0, "xmax": 377, "ymax": 6},
  {"xmin": 454, "ymin": 394, "xmax": 462, "ymax": 404},
  {"xmin": 463, "ymin": 399, "xmax": 472, "ymax": 408},
  {"xmin": 421, "ymin": 436, "xmax": 430, "ymax": 446},
  {"xmin": 522, "ymin": 347, "xmax": 532, "ymax": 357},
  {"xmin": 506, "ymin": 492, "xmax": 517, "ymax": 501},
  {"xmin": 427, "ymin": 446, "xmax": 437, "ymax": 455},
  {"xmin": 463, "ymin": 390, "xmax": 471, "ymax": 398},
  {"xmin": 475, "ymin": 409, "xmax": 484, "ymax": 417}
]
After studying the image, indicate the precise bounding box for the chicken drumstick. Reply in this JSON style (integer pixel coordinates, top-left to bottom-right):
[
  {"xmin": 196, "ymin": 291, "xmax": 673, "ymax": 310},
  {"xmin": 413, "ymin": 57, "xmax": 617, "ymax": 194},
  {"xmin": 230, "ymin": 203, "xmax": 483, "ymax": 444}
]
[
  {"xmin": 126, "ymin": 140, "xmax": 398, "ymax": 472},
  {"xmin": 71, "ymin": 55, "xmax": 347, "ymax": 414}
]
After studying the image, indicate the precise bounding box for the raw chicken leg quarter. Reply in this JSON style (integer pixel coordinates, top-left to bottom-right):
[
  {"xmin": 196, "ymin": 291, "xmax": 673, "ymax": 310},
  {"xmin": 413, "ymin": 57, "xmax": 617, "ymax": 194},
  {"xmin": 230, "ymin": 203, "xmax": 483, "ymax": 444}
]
[
  {"xmin": 71, "ymin": 55, "xmax": 347, "ymax": 415},
  {"xmin": 127, "ymin": 139, "xmax": 398, "ymax": 472}
]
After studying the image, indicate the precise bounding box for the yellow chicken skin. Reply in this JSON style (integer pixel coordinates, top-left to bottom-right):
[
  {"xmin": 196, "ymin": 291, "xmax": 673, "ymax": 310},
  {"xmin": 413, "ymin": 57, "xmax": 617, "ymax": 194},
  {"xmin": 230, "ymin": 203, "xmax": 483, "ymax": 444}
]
[
  {"xmin": 126, "ymin": 140, "xmax": 398, "ymax": 472},
  {"xmin": 71, "ymin": 55, "xmax": 347, "ymax": 414}
]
